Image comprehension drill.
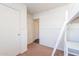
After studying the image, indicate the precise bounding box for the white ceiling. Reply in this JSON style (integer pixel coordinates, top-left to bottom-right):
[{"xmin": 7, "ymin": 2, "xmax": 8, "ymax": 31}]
[{"xmin": 26, "ymin": 3, "xmax": 69, "ymax": 14}]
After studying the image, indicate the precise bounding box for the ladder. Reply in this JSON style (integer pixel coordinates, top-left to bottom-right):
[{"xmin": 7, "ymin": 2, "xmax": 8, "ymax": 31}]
[
  {"xmin": 52, "ymin": 10, "xmax": 79, "ymax": 56},
  {"xmin": 52, "ymin": 4, "xmax": 79, "ymax": 56}
]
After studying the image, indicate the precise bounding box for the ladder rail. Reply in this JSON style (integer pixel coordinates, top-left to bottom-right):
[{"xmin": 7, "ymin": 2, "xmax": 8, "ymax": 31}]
[{"xmin": 64, "ymin": 25, "xmax": 68, "ymax": 56}]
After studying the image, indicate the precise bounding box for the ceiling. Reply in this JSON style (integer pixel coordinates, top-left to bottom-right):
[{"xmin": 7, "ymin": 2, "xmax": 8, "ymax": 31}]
[{"xmin": 26, "ymin": 3, "xmax": 69, "ymax": 14}]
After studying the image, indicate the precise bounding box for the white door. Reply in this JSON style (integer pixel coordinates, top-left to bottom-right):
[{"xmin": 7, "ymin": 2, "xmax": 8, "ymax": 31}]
[{"xmin": 0, "ymin": 4, "xmax": 20, "ymax": 56}]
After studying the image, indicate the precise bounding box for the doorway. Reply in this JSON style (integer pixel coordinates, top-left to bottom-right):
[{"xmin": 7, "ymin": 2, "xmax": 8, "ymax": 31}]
[{"xmin": 33, "ymin": 19, "xmax": 39, "ymax": 44}]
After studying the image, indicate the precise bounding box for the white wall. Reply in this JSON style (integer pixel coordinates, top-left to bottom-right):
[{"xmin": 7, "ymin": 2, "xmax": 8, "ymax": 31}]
[
  {"xmin": 1, "ymin": 3, "xmax": 28, "ymax": 55},
  {"xmin": 27, "ymin": 13, "xmax": 35, "ymax": 44}
]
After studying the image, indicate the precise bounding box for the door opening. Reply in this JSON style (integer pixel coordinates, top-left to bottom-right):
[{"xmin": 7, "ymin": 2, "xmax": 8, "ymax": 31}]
[{"xmin": 33, "ymin": 18, "xmax": 39, "ymax": 44}]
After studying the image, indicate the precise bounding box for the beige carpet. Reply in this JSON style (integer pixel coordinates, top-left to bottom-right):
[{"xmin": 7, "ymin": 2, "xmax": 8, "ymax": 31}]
[{"xmin": 18, "ymin": 43, "xmax": 64, "ymax": 56}]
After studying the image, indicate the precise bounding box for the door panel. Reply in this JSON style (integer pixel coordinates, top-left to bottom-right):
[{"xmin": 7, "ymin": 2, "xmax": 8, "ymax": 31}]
[{"xmin": 0, "ymin": 4, "xmax": 20, "ymax": 55}]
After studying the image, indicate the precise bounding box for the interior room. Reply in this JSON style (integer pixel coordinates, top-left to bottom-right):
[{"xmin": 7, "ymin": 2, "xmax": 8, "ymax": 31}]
[{"xmin": 0, "ymin": 3, "xmax": 79, "ymax": 56}]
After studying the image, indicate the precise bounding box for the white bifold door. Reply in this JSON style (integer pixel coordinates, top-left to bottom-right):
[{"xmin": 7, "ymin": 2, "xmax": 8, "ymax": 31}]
[{"xmin": 0, "ymin": 4, "xmax": 21, "ymax": 56}]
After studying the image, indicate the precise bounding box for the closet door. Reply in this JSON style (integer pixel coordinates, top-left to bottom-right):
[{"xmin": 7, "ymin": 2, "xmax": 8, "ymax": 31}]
[{"xmin": 0, "ymin": 4, "xmax": 20, "ymax": 56}]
